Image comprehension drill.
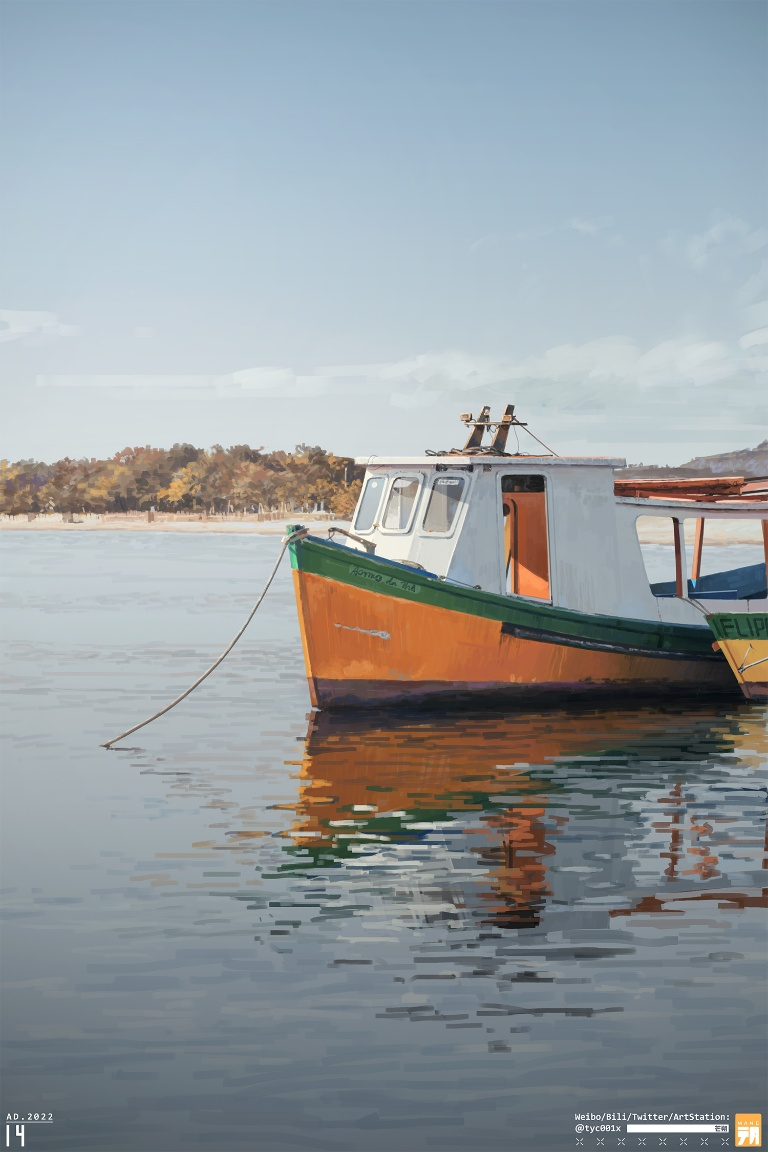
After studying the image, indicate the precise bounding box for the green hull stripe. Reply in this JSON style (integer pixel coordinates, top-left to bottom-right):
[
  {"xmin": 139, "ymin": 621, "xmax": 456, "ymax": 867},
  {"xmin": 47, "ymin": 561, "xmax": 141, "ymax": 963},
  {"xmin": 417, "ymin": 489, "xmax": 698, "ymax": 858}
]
[{"xmin": 291, "ymin": 535, "xmax": 717, "ymax": 659}]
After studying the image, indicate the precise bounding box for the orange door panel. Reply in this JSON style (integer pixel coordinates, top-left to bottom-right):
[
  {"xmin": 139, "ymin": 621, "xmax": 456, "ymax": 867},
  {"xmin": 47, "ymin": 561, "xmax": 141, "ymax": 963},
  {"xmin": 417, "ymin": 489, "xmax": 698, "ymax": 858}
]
[{"xmin": 503, "ymin": 491, "xmax": 550, "ymax": 599}]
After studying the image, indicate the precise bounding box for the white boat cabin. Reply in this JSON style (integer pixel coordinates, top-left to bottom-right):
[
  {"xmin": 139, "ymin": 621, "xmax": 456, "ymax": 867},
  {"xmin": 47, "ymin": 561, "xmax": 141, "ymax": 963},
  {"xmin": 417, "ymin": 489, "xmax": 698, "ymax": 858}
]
[{"xmin": 337, "ymin": 408, "xmax": 768, "ymax": 627}]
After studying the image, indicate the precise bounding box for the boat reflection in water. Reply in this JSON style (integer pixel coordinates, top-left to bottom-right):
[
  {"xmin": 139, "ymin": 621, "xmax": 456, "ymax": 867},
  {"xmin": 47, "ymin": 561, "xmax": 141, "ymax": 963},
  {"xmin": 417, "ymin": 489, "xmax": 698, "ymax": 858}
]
[
  {"xmin": 257, "ymin": 703, "xmax": 767, "ymax": 935},
  {"xmin": 154, "ymin": 699, "xmax": 766, "ymax": 1139}
]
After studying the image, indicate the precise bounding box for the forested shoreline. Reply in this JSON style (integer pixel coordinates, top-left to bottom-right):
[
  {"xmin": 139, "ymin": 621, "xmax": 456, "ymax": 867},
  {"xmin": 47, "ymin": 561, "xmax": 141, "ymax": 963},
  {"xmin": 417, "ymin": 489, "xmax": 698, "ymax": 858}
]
[
  {"xmin": 0, "ymin": 444, "xmax": 364, "ymax": 518},
  {"xmin": 4, "ymin": 439, "xmax": 766, "ymax": 520}
]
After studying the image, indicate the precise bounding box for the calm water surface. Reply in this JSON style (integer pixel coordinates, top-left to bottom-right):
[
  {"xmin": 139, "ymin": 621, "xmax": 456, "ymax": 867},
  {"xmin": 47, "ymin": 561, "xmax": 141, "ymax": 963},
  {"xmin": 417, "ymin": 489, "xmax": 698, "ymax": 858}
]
[{"xmin": 1, "ymin": 533, "xmax": 766, "ymax": 1151}]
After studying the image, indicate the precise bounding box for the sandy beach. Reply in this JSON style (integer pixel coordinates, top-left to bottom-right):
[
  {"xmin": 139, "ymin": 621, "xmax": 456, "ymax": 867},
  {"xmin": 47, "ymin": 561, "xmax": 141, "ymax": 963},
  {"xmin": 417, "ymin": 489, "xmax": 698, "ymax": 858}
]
[
  {"xmin": 633, "ymin": 517, "xmax": 765, "ymax": 546},
  {"xmin": 0, "ymin": 512, "xmax": 350, "ymax": 535},
  {"xmin": 1, "ymin": 510, "xmax": 763, "ymax": 545}
]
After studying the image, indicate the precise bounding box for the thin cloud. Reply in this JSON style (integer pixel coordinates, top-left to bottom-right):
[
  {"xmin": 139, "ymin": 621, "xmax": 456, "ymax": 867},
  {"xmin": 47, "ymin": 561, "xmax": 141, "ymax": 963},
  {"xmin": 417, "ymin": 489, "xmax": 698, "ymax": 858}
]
[
  {"xmin": 38, "ymin": 375, "xmax": 213, "ymax": 389},
  {"xmin": 0, "ymin": 309, "xmax": 76, "ymax": 343},
  {"xmin": 569, "ymin": 216, "xmax": 624, "ymax": 247},
  {"xmin": 468, "ymin": 226, "xmax": 555, "ymax": 253},
  {"xmin": 665, "ymin": 215, "xmax": 768, "ymax": 271},
  {"xmin": 736, "ymin": 259, "xmax": 768, "ymax": 308},
  {"xmin": 468, "ymin": 217, "xmax": 622, "ymax": 254},
  {"xmin": 694, "ymin": 216, "xmax": 767, "ymax": 266},
  {"xmin": 569, "ymin": 216, "xmax": 611, "ymax": 236},
  {"xmin": 739, "ymin": 327, "xmax": 768, "ymax": 350},
  {"xmin": 742, "ymin": 299, "xmax": 768, "ymax": 331},
  {"xmin": 37, "ymin": 336, "xmax": 765, "ymax": 401}
]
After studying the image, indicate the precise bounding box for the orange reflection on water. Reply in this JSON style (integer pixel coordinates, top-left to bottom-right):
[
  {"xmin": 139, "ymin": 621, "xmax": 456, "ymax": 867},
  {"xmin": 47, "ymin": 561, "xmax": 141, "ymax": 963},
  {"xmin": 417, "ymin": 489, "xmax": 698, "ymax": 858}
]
[{"xmin": 274, "ymin": 704, "xmax": 767, "ymax": 928}]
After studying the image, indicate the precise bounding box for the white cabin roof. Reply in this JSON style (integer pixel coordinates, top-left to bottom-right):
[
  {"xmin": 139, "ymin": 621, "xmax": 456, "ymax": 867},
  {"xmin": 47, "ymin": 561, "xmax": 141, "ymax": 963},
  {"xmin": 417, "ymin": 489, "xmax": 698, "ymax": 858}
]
[{"xmin": 355, "ymin": 455, "xmax": 627, "ymax": 468}]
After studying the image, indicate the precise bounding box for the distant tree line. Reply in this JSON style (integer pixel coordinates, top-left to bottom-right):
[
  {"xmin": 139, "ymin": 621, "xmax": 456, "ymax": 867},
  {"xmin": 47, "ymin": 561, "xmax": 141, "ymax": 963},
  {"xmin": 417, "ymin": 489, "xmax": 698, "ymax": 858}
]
[{"xmin": 0, "ymin": 443, "xmax": 364, "ymax": 518}]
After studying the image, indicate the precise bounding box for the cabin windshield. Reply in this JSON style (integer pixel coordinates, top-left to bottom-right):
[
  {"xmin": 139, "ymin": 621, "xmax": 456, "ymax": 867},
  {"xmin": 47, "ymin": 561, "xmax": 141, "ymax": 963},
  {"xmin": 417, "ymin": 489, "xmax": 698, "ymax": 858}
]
[
  {"xmin": 501, "ymin": 475, "xmax": 550, "ymax": 600},
  {"xmin": 354, "ymin": 476, "xmax": 386, "ymax": 532},
  {"xmin": 422, "ymin": 475, "xmax": 466, "ymax": 533},
  {"xmin": 381, "ymin": 475, "xmax": 422, "ymax": 531}
]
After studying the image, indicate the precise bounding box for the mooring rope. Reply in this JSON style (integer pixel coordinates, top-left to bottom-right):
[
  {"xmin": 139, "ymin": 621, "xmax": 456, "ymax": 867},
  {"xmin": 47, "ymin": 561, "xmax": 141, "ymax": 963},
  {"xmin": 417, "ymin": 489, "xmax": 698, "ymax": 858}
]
[{"xmin": 101, "ymin": 526, "xmax": 308, "ymax": 749}]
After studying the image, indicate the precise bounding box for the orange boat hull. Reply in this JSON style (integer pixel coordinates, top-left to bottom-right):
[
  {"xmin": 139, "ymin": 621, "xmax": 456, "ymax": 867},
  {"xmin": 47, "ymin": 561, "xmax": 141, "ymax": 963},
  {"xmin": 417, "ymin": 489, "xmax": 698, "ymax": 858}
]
[{"xmin": 292, "ymin": 567, "xmax": 734, "ymax": 708}]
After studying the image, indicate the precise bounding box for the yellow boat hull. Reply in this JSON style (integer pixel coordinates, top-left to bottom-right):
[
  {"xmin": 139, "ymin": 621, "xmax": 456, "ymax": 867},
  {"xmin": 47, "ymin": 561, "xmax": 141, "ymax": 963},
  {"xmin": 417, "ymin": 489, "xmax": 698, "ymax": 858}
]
[{"xmin": 708, "ymin": 613, "xmax": 768, "ymax": 701}]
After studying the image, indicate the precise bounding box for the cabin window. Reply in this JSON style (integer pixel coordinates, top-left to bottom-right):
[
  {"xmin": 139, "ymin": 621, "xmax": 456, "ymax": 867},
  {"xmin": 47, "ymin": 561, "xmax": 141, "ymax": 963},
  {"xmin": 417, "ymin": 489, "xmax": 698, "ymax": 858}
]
[
  {"xmin": 422, "ymin": 475, "xmax": 466, "ymax": 534},
  {"xmin": 354, "ymin": 476, "xmax": 386, "ymax": 532},
  {"xmin": 635, "ymin": 515, "xmax": 767, "ymax": 600},
  {"xmin": 381, "ymin": 475, "xmax": 423, "ymax": 532},
  {"xmin": 501, "ymin": 475, "xmax": 550, "ymax": 599}
]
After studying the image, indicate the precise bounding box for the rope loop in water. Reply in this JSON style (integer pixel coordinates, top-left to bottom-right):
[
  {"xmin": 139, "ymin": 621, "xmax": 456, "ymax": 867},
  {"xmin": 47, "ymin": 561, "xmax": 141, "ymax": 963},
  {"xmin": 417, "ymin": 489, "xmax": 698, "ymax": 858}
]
[{"xmin": 101, "ymin": 526, "xmax": 308, "ymax": 750}]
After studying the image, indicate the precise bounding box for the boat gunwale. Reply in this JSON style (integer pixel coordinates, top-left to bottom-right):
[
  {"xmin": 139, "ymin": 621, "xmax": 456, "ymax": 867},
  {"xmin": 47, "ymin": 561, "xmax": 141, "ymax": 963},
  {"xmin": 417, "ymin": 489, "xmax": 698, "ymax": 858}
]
[
  {"xmin": 289, "ymin": 532, "xmax": 723, "ymax": 660},
  {"xmin": 617, "ymin": 496, "xmax": 768, "ymax": 515}
]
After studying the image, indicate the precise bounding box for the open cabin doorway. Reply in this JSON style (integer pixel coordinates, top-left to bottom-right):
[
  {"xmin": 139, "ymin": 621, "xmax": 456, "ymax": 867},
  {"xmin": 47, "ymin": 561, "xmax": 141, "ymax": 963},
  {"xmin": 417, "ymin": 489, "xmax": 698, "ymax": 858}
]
[{"xmin": 501, "ymin": 475, "xmax": 550, "ymax": 599}]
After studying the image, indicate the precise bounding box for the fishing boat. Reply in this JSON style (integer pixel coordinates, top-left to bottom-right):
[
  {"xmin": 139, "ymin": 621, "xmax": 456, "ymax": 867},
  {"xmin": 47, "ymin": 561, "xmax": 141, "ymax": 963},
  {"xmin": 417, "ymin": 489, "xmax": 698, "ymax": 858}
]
[{"xmin": 288, "ymin": 406, "xmax": 768, "ymax": 707}]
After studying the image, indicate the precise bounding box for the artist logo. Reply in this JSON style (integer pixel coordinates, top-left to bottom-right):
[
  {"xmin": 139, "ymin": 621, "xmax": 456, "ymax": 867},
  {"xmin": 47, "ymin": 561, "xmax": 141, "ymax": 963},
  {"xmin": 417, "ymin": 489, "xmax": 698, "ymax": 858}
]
[{"xmin": 736, "ymin": 1115, "xmax": 762, "ymax": 1148}]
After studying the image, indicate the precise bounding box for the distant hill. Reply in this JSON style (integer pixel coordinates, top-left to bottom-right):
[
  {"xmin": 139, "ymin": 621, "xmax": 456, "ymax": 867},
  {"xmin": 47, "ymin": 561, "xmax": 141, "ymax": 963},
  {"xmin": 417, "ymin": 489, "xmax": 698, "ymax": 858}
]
[{"xmin": 619, "ymin": 441, "xmax": 768, "ymax": 479}]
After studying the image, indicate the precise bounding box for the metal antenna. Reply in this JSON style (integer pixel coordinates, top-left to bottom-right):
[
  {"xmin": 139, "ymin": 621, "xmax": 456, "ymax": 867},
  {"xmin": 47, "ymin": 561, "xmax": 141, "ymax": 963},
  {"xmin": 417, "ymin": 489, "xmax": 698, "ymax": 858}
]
[
  {"xmin": 461, "ymin": 405, "xmax": 491, "ymax": 451},
  {"xmin": 490, "ymin": 404, "xmax": 515, "ymax": 453},
  {"xmin": 445, "ymin": 404, "xmax": 559, "ymax": 457}
]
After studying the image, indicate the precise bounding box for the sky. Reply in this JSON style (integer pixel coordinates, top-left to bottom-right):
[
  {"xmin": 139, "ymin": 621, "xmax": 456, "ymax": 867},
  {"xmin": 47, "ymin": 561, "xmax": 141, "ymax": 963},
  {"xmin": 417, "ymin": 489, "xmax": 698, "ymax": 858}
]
[{"xmin": 1, "ymin": 0, "xmax": 766, "ymax": 465}]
